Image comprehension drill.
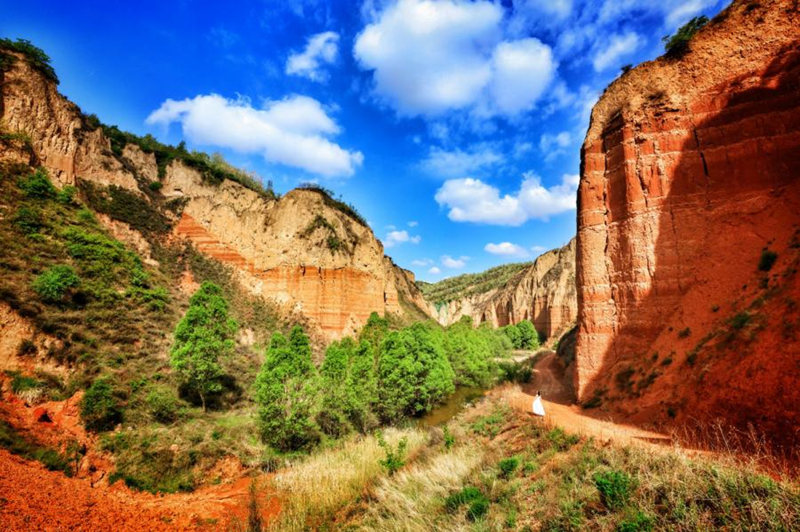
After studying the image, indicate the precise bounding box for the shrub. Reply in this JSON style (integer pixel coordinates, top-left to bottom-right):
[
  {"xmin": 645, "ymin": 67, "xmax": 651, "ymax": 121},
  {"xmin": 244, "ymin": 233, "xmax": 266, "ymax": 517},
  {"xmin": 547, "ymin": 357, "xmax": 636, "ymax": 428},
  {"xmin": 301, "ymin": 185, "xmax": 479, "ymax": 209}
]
[
  {"xmin": 81, "ymin": 378, "xmax": 122, "ymax": 432},
  {"xmin": 146, "ymin": 387, "xmax": 180, "ymax": 423},
  {"xmin": 56, "ymin": 185, "xmax": 76, "ymax": 204},
  {"xmin": 443, "ymin": 425, "xmax": 455, "ymax": 450},
  {"xmin": 377, "ymin": 431, "xmax": 408, "ymax": 475},
  {"xmin": 13, "ymin": 206, "xmax": 44, "ymax": 234},
  {"xmin": 678, "ymin": 327, "xmax": 691, "ymax": 338},
  {"xmin": 729, "ymin": 311, "xmax": 751, "ymax": 330},
  {"xmin": 547, "ymin": 427, "xmax": 580, "ymax": 451},
  {"xmin": 662, "ymin": 16, "xmax": 708, "ymax": 57},
  {"xmin": 594, "ymin": 470, "xmax": 634, "ymax": 510},
  {"xmin": 498, "ymin": 456, "xmax": 520, "ymax": 478},
  {"xmin": 32, "ymin": 265, "xmax": 80, "ymax": 303},
  {"xmin": 445, "ymin": 486, "xmax": 490, "ymax": 521},
  {"xmin": 516, "ymin": 320, "xmax": 539, "ymax": 350},
  {"xmin": 17, "ymin": 339, "xmax": 36, "ymax": 356},
  {"xmin": 758, "ymin": 249, "xmax": 778, "ymax": 272},
  {"xmin": 617, "ymin": 511, "xmax": 654, "ymax": 532},
  {"xmin": 148, "ymin": 181, "xmax": 163, "ymax": 192},
  {"xmin": 18, "ymin": 168, "xmax": 56, "ymax": 199}
]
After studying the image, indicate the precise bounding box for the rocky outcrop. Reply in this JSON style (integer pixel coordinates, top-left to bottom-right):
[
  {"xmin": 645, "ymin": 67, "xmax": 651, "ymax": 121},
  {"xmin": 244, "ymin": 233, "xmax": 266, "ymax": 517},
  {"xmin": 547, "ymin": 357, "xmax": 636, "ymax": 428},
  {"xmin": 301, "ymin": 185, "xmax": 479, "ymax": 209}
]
[
  {"xmin": 575, "ymin": 0, "xmax": 800, "ymax": 445},
  {"xmin": 0, "ymin": 50, "xmax": 428, "ymax": 341},
  {"xmin": 431, "ymin": 238, "xmax": 577, "ymax": 340}
]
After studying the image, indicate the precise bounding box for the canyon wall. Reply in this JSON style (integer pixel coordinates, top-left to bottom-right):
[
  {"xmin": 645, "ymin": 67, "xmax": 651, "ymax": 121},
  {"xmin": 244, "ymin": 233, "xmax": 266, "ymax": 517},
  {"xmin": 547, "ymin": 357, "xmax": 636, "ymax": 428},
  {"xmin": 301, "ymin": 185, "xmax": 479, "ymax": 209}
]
[
  {"xmin": 576, "ymin": 0, "xmax": 800, "ymax": 444},
  {"xmin": 0, "ymin": 52, "xmax": 428, "ymax": 340},
  {"xmin": 432, "ymin": 238, "xmax": 577, "ymax": 341}
]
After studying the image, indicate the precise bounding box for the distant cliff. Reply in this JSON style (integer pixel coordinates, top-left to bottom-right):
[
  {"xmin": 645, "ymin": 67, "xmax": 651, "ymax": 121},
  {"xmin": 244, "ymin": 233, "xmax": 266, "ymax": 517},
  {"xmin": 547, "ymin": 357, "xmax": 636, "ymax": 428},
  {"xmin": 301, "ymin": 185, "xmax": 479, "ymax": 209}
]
[
  {"xmin": 0, "ymin": 47, "xmax": 429, "ymax": 341},
  {"xmin": 575, "ymin": 0, "xmax": 800, "ymax": 445},
  {"xmin": 425, "ymin": 238, "xmax": 577, "ymax": 341}
]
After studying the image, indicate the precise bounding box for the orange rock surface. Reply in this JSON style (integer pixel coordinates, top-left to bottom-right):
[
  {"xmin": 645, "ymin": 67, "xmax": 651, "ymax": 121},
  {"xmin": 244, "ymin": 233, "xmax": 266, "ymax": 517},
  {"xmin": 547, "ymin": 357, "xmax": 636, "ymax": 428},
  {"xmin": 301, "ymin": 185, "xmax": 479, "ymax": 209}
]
[{"xmin": 575, "ymin": 0, "xmax": 800, "ymax": 449}]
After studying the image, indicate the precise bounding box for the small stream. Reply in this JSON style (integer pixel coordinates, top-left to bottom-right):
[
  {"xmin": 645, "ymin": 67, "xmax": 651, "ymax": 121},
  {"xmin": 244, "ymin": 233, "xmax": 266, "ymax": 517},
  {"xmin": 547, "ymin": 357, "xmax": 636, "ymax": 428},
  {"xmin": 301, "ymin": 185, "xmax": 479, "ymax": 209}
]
[{"xmin": 417, "ymin": 386, "xmax": 486, "ymax": 427}]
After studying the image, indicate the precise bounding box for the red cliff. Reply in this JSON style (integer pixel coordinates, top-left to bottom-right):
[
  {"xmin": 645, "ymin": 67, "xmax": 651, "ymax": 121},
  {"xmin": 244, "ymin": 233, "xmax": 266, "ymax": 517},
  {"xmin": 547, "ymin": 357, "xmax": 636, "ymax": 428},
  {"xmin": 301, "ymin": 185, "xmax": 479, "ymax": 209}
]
[{"xmin": 575, "ymin": 0, "xmax": 800, "ymax": 447}]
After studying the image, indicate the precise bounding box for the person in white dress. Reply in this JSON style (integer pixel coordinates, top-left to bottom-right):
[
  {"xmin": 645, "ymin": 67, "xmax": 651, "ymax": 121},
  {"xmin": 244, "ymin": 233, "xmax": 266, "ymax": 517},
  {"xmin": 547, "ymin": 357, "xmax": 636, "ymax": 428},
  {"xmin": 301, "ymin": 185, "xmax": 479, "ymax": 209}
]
[{"xmin": 532, "ymin": 390, "xmax": 545, "ymax": 417}]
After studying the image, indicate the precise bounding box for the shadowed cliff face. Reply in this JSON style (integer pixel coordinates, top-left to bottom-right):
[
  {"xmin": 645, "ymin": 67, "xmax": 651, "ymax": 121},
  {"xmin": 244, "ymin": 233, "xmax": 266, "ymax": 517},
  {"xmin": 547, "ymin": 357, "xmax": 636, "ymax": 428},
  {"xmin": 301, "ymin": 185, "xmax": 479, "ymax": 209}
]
[{"xmin": 576, "ymin": 0, "xmax": 800, "ymax": 449}]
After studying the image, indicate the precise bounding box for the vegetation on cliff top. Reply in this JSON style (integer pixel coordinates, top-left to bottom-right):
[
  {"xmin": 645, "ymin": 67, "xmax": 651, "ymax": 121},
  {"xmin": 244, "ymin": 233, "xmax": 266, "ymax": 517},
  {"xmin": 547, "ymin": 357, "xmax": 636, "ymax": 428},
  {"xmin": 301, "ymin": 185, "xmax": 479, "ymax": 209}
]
[
  {"xmin": 418, "ymin": 260, "xmax": 533, "ymax": 305},
  {"xmin": 0, "ymin": 38, "xmax": 59, "ymax": 84},
  {"xmin": 663, "ymin": 15, "xmax": 709, "ymax": 57},
  {"xmin": 297, "ymin": 183, "xmax": 368, "ymax": 227}
]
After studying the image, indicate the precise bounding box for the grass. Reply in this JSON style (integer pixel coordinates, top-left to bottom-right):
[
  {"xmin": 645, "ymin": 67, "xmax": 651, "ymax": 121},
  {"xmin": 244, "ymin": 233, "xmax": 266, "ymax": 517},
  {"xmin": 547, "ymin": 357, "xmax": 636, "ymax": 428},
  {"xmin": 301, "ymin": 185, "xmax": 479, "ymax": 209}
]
[
  {"xmin": 418, "ymin": 261, "xmax": 532, "ymax": 305},
  {"xmin": 329, "ymin": 393, "xmax": 800, "ymax": 531},
  {"xmin": 266, "ymin": 427, "xmax": 428, "ymax": 530}
]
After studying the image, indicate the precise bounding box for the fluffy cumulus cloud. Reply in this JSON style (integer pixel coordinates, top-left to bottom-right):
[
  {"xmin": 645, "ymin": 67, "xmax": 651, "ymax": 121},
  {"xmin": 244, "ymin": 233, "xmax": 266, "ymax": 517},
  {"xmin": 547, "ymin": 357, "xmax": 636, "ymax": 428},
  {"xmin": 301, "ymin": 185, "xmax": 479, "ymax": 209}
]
[
  {"xmin": 592, "ymin": 32, "xmax": 641, "ymax": 72},
  {"xmin": 286, "ymin": 31, "xmax": 340, "ymax": 82},
  {"xmin": 442, "ymin": 255, "xmax": 468, "ymax": 269},
  {"xmin": 484, "ymin": 242, "xmax": 530, "ymax": 257},
  {"xmin": 146, "ymin": 94, "xmax": 363, "ymax": 177},
  {"xmin": 420, "ymin": 145, "xmax": 503, "ymax": 179},
  {"xmin": 384, "ymin": 229, "xmax": 421, "ymax": 248},
  {"xmin": 434, "ymin": 173, "xmax": 579, "ymax": 226},
  {"xmin": 428, "ymin": 266, "xmax": 442, "ymax": 275},
  {"xmin": 353, "ymin": 0, "xmax": 557, "ymax": 117}
]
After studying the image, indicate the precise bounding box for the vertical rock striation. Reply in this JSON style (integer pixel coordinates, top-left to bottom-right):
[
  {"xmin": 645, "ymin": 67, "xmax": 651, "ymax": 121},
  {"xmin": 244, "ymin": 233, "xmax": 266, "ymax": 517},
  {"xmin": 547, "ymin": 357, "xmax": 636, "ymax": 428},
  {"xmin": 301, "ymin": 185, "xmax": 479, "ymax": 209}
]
[{"xmin": 576, "ymin": 0, "xmax": 800, "ymax": 445}]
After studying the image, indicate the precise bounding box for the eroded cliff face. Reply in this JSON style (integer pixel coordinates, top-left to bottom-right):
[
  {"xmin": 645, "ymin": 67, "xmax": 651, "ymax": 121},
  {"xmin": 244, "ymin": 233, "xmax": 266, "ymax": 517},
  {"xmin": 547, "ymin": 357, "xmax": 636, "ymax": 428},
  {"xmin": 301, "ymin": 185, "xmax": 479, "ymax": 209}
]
[
  {"xmin": 432, "ymin": 239, "xmax": 577, "ymax": 341},
  {"xmin": 0, "ymin": 53, "xmax": 428, "ymax": 341},
  {"xmin": 576, "ymin": 0, "xmax": 800, "ymax": 445}
]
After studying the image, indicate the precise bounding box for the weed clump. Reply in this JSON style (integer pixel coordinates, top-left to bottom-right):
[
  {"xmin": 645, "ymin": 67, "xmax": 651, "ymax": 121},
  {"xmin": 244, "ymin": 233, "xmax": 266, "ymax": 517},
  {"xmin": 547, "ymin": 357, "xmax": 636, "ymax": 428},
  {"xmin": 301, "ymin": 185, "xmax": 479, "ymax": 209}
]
[
  {"xmin": 32, "ymin": 265, "xmax": 80, "ymax": 303},
  {"xmin": 81, "ymin": 378, "xmax": 122, "ymax": 432},
  {"xmin": 594, "ymin": 470, "xmax": 635, "ymax": 510}
]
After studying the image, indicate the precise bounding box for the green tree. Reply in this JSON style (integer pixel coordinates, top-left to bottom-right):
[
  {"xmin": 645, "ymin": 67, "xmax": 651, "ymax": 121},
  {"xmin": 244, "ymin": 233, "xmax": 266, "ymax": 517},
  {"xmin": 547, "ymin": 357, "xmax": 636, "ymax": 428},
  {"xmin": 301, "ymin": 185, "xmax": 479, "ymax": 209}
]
[
  {"xmin": 503, "ymin": 323, "xmax": 522, "ymax": 349},
  {"xmin": 255, "ymin": 327, "xmax": 319, "ymax": 451},
  {"xmin": 317, "ymin": 339, "xmax": 353, "ymax": 437},
  {"xmin": 377, "ymin": 323, "xmax": 455, "ymax": 422},
  {"xmin": 346, "ymin": 340, "xmax": 378, "ymax": 431},
  {"xmin": 169, "ymin": 282, "xmax": 237, "ymax": 411},
  {"xmin": 444, "ymin": 318, "xmax": 493, "ymax": 388},
  {"xmin": 359, "ymin": 311, "xmax": 389, "ymax": 350},
  {"xmin": 662, "ymin": 16, "xmax": 708, "ymax": 57},
  {"xmin": 516, "ymin": 320, "xmax": 539, "ymax": 350}
]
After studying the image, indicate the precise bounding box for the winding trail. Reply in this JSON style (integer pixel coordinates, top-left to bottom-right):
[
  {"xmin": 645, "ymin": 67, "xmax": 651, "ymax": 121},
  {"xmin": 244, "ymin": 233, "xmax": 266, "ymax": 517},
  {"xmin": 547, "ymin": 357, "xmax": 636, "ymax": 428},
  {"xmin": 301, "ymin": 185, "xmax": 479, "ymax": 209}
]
[{"xmin": 502, "ymin": 351, "xmax": 673, "ymax": 447}]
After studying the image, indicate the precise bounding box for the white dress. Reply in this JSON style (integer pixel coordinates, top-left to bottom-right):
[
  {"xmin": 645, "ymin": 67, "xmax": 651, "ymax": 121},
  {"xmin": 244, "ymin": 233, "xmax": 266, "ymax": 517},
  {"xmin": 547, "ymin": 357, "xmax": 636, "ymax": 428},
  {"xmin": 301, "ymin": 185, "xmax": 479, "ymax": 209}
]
[{"xmin": 532, "ymin": 395, "xmax": 545, "ymax": 417}]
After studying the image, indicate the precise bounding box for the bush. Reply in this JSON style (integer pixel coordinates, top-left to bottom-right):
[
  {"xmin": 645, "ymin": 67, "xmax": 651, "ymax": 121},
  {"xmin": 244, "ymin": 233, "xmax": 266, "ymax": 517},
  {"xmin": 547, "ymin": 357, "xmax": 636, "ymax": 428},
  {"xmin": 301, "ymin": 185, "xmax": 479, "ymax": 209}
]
[
  {"xmin": 547, "ymin": 427, "xmax": 580, "ymax": 451},
  {"xmin": 32, "ymin": 265, "xmax": 80, "ymax": 303},
  {"xmin": 13, "ymin": 206, "xmax": 44, "ymax": 234},
  {"xmin": 498, "ymin": 456, "xmax": 520, "ymax": 478},
  {"xmin": 148, "ymin": 181, "xmax": 163, "ymax": 192},
  {"xmin": 18, "ymin": 168, "xmax": 56, "ymax": 199},
  {"xmin": 146, "ymin": 387, "xmax": 180, "ymax": 423},
  {"xmin": 81, "ymin": 378, "xmax": 122, "ymax": 432},
  {"xmin": 594, "ymin": 470, "xmax": 634, "ymax": 510},
  {"xmin": 662, "ymin": 16, "xmax": 708, "ymax": 57},
  {"xmin": 56, "ymin": 185, "xmax": 76, "ymax": 204},
  {"xmin": 377, "ymin": 431, "xmax": 408, "ymax": 475},
  {"xmin": 758, "ymin": 249, "xmax": 778, "ymax": 272},
  {"xmin": 443, "ymin": 425, "xmax": 455, "ymax": 450},
  {"xmin": 445, "ymin": 486, "xmax": 490, "ymax": 521},
  {"xmin": 617, "ymin": 511, "xmax": 655, "ymax": 532},
  {"xmin": 17, "ymin": 339, "xmax": 36, "ymax": 356}
]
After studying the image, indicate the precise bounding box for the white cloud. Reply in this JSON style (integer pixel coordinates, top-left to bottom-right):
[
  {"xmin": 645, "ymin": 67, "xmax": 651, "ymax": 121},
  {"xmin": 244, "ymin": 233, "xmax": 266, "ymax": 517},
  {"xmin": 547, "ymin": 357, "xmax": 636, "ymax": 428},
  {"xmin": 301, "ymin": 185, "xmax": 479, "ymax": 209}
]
[
  {"xmin": 592, "ymin": 32, "xmax": 641, "ymax": 72},
  {"xmin": 384, "ymin": 229, "xmax": 421, "ymax": 248},
  {"xmin": 146, "ymin": 94, "xmax": 363, "ymax": 178},
  {"xmin": 484, "ymin": 242, "xmax": 530, "ymax": 257},
  {"xmin": 407, "ymin": 221, "xmax": 418, "ymax": 227},
  {"xmin": 434, "ymin": 173, "xmax": 579, "ymax": 226},
  {"xmin": 420, "ymin": 145, "xmax": 502, "ymax": 178},
  {"xmin": 442, "ymin": 255, "xmax": 468, "ymax": 269},
  {"xmin": 539, "ymin": 131, "xmax": 572, "ymax": 162},
  {"xmin": 353, "ymin": 0, "xmax": 556, "ymax": 117},
  {"xmin": 489, "ymin": 38, "xmax": 557, "ymax": 115},
  {"xmin": 286, "ymin": 31, "xmax": 340, "ymax": 82},
  {"xmin": 412, "ymin": 258, "xmax": 433, "ymax": 267},
  {"xmin": 428, "ymin": 266, "xmax": 442, "ymax": 275}
]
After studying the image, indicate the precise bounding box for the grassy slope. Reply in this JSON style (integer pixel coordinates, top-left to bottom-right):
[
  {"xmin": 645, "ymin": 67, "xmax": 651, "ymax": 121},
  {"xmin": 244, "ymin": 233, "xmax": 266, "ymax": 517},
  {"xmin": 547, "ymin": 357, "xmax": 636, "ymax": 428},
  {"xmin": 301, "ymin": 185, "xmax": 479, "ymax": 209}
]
[
  {"xmin": 419, "ymin": 262, "xmax": 532, "ymax": 306},
  {"xmin": 253, "ymin": 388, "xmax": 799, "ymax": 531}
]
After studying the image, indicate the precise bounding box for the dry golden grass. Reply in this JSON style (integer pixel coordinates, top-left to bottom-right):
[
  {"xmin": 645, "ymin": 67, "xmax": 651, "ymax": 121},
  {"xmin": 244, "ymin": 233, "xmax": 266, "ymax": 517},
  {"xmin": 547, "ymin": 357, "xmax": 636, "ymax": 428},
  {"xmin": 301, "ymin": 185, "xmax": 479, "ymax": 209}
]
[{"xmin": 265, "ymin": 427, "xmax": 428, "ymax": 531}]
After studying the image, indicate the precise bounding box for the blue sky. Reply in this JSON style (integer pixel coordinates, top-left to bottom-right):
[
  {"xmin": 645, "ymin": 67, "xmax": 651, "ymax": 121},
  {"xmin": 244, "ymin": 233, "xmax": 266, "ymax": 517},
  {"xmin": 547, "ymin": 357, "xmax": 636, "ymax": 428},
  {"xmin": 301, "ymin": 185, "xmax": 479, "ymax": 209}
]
[{"xmin": 1, "ymin": 0, "xmax": 726, "ymax": 281}]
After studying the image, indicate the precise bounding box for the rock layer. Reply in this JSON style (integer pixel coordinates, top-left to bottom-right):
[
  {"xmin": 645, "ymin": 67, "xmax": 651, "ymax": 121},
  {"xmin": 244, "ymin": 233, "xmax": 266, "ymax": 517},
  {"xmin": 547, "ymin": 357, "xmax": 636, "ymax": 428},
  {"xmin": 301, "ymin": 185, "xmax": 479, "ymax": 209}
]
[
  {"xmin": 575, "ymin": 0, "xmax": 800, "ymax": 445},
  {"xmin": 431, "ymin": 238, "xmax": 577, "ymax": 340},
  {"xmin": 0, "ymin": 51, "xmax": 428, "ymax": 341}
]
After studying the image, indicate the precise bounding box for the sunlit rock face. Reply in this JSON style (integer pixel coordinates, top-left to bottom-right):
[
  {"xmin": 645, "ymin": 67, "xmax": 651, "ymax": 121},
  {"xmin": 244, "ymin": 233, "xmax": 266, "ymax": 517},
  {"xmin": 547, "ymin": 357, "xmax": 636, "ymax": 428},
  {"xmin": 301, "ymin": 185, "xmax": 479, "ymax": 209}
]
[
  {"xmin": 575, "ymin": 0, "xmax": 800, "ymax": 446},
  {"xmin": 430, "ymin": 238, "xmax": 577, "ymax": 342},
  {"xmin": 1, "ymin": 54, "xmax": 429, "ymax": 341}
]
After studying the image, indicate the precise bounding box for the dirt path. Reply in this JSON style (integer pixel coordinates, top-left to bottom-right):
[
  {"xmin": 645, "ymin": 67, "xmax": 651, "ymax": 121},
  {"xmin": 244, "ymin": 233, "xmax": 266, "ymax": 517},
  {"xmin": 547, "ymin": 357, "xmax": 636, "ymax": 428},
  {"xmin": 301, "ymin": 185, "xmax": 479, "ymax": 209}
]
[{"xmin": 501, "ymin": 352, "xmax": 672, "ymax": 447}]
